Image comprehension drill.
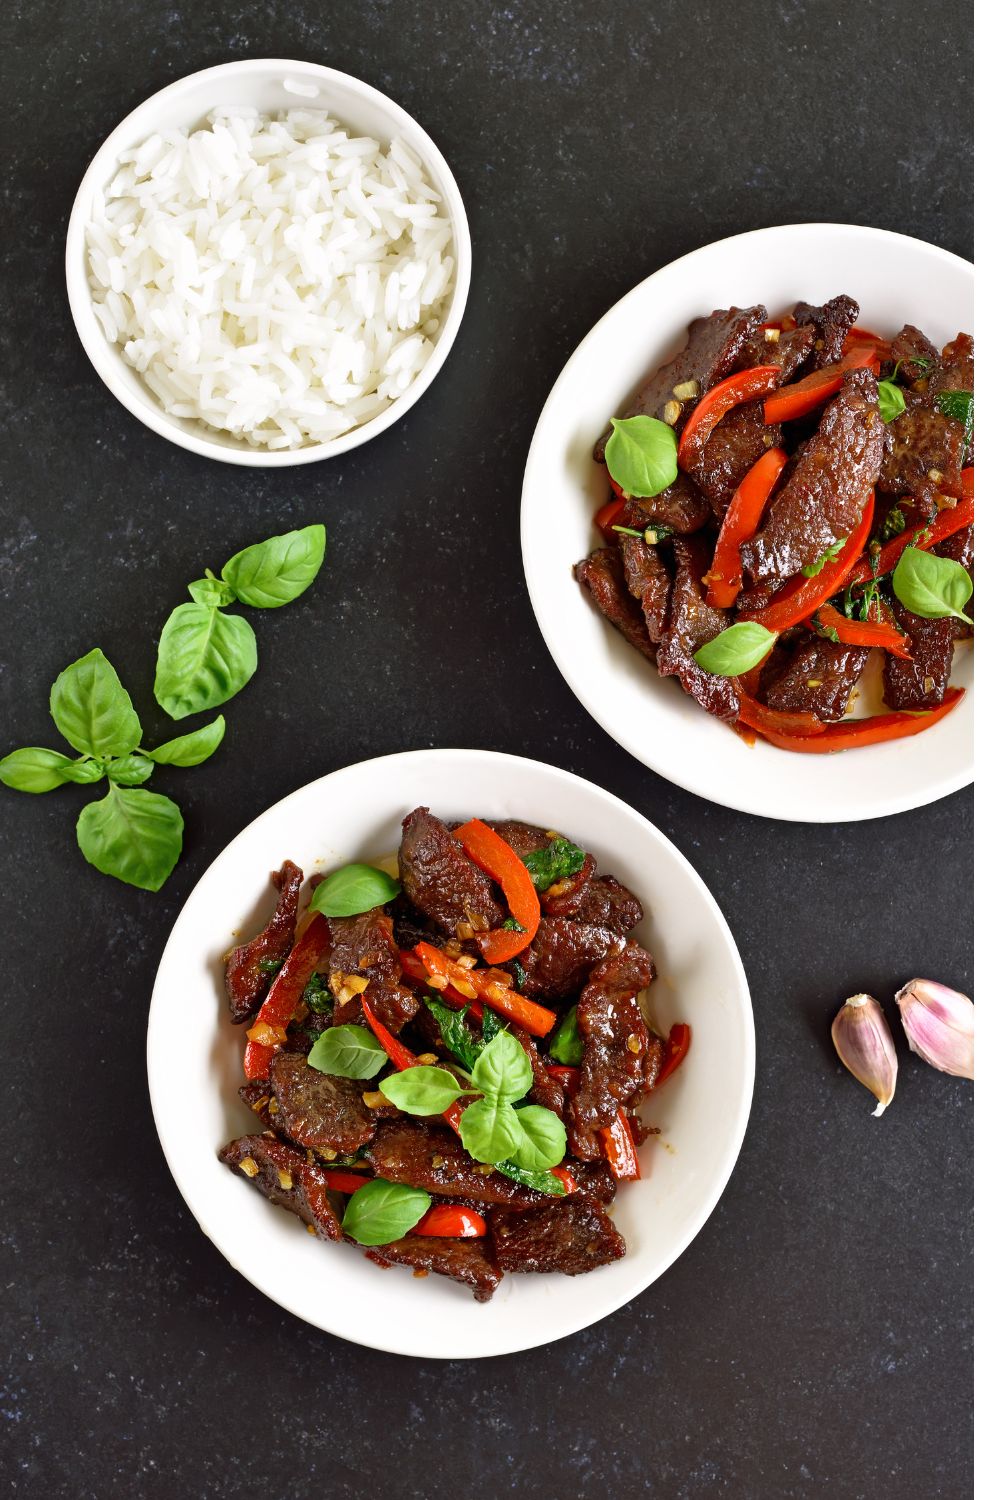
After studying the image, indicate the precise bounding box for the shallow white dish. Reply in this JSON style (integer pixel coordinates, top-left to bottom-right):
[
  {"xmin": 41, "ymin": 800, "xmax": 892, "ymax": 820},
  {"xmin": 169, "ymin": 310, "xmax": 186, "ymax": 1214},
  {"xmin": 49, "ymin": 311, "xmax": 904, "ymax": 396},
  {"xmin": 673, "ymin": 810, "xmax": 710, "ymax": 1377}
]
[
  {"xmin": 147, "ymin": 748, "xmax": 753, "ymax": 1358},
  {"xmin": 521, "ymin": 223, "xmax": 973, "ymax": 822},
  {"xmin": 66, "ymin": 59, "xmax": 471, "ymax": 467}
]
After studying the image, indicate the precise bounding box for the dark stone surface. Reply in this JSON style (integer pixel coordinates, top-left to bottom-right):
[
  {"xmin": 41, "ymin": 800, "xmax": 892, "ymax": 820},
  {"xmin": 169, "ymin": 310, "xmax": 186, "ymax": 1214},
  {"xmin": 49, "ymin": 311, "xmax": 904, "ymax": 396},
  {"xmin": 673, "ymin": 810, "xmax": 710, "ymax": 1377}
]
[{"xmin": 0, "ymin": 1, "xmax": 972, "ymax": 1495}]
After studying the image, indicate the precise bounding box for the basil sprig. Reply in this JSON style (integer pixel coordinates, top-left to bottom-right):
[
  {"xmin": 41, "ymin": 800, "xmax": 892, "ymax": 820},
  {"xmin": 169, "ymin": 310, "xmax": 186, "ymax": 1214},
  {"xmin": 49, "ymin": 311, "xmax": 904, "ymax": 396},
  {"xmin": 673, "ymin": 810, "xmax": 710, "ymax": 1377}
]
[
  {"xmin": 549, "ymin": 1004, "xmax": 583, "ymax": 1065},
  {"xmin": 154, "ymin": 525, "xmax": 326, "ymax": 720},
  {"xmin": 380, "ymin": 1065, "xmax": 467, "ymax": 1116},
  {"xmin": 340, "ymin": 1180, "xmax": 431, "ymax": 1246},
  {"xmin": 892, "ymin": 548, "xmax": 973, "ymax": 625},
  {"xmin": 310, "ymin": 863, "xmax": 401, "ymax": 917},
  {"xmin": 523, "ymin": 837, "xmax": 586, "ymax": 892},
  {"xmin": 877, "ymin": 379, "xmax": 906, "ymax": 424},
  {"xmin": 425, "ymin": 999, "xmax": 484, "ymax": 1072},
  {"xmin": 935, "ymin": 389, "xmax": 974, "ymax": 439},
  {"xmin": 0, "ymin": 649, "xmax": 226, "ymax": 890},
  {"xmin": 801, "ymin": 537, "xmax": 847, "ymax": 578},
  {"xmin": 694, "ymin": 621, "xmax": 777, "ymax": 677},
  {"xmin": 308, "ymin": 1024, "xmax": 387, "ymax": 1081},
  {"xmin": 605, "ymin": 415, "xmax": 679, "ymax": 498}
]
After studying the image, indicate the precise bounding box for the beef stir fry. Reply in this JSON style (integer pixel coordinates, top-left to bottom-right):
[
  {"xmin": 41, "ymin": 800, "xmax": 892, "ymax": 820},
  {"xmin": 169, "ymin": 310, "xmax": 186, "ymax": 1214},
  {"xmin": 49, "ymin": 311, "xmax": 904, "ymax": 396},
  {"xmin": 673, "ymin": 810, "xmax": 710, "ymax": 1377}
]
[
  {"xmin": 219, "ymin": 810, "xmax": 690, "ymax": 1301},
  {"xmin": 577, "ymin": 301, "xmax": 974, "ymax": 752}
]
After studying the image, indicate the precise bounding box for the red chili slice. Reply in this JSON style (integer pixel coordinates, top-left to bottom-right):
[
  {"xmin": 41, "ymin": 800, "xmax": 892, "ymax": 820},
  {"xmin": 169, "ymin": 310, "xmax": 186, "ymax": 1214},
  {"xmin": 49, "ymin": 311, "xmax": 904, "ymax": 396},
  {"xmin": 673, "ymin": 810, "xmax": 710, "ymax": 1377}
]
[
  {"xmin": 678, "ymin": 365, "xmax": 782, "ymax": 472},
  {"xmin": 762, "ymin": 346, "xmax": 880, "ymax": 425}
]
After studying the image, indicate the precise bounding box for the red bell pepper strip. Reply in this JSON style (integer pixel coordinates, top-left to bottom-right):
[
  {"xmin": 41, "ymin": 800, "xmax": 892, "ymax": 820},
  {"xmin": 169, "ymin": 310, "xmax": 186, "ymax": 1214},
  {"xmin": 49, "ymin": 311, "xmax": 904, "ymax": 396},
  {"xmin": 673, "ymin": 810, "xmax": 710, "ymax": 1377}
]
[
  {"xmin": 846, "ymin": 491, "xmax": 974, "ymax": 588},
  {"xmin": 753, "ymin": 687, "xmax": 965, "ymax": 752},
  {"xmin": 322, "ymin": 1169, "xmax": 371, "ymax": 1193},
  {"xmin": 546, "ymin": 1064, "xmax": 580, "ymax": 1089},
  {"xmin": 655, "ymin": 1023, "xmax": 691, "ymax": 1086},
  {"xmin": 595, "ymin": 494, "xmax": 627, "ymax": 541},
  {"xmin": 811, "ymin": 602, "xmax": 911, "ymax": 658},
  {"xmin": 600, "ymin": 1109, "xmax": 641, "ymax": 1181},
  {"xmin": 678, "ymin": 365, "xmax": 781, "ymax": 472},
  {"xmin": 360, "ymin": 994, "xmax": 465, "ymax": 1131},
  {"xmin": 413, "ymin": 1205, "xmax": 487, "ymax": 1238},
  {"xmin": 413, "ymin": 941, "xmax": 557, "ymax": 1038},
  {"xmin": 243, "ymin": 913, "xmax": 330, "ymax": 1080},
  {"xmin": 551, "ymin": 1166, "xmax": 578, "ymax": 1195},
  {"xmin": 704, "ymin": 447, "xmax": 787, "ymax": 608},
  {"xmin": 744, "ymin": 491, "xmax": 876, "ymax": 632},
  {"xmin": 762, "ymin": 346, "xmax": 880, "ymax": 425},
  {"xmin": 398, "ymin": 947, "xmax": 484, "ymax": 1018},
  {"xmin": 453, "ymin": 818, "xmax": 541, "ymax": 964},
  {"xmin": 844, "ymin": 326, "xmax": 892, "ymax": 361},
  {"xmin": 736, "ymin": 687, "xmax": 826, "ymax": 738}
]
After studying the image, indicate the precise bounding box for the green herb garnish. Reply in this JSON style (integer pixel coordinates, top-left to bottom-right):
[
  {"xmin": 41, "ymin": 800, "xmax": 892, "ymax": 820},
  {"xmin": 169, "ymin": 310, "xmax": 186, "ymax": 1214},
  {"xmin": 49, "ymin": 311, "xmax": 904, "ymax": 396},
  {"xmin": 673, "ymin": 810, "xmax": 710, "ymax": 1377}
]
[
  {"xmin": 892, "ymin": 548, "xmax": 973, "ymax": 625},
  {"xmin": 879, "ymin": 506, "xmax": 908, "ymax": 543},
  {"xmin": 612, "ymin": 523, "xmax": 673, "ymax": 544},
  {"xmin": 605, "ymin": 415, "xmax": 679, "ymax": 498},
  {"xmin": 877, "ymin": 380, "xmax": 906, "ymax": 424},
  {"xmin": 801, "ymin": 537, "xmax": 847, "ymax": 578},
  {"xmin": 310, "ymin": 864, "xmax": 401, "ymax": 917},
  {"xmin": 425, "ymin": 999, "xmax": 483, "ymax": 1072},
  {"xmin": 549, "ymin": 1005, "xmax": 584, "ymax": 1065},
  {"xmin": 693, "ymin": 621, "xmax": 777, "ymax": 677},
  {"xmin": 493, "ymin": 1161, "xmax": 568, "ymax": 1196},
  {"xmin": 308, "ymin": 1023, "xmax": 387, "ymax": 1080},
  {"xmin": 510, "ymin": 961, "xmax": 528, "ymax": 992},
  {"xmin": 302, "ymin": 971, "xmax": 334, "ymax": 1013},
  {"xmin": 523, "ymin": 837, "xmax": 586, "ymax": 892},
  {"xmin": 502, "ymin": 917, "xmax": 527, "ymax": 932},
  {"xmin": 380, "ymin": 1065, "xmax": 468, "ymax": 1116},
  {"xmin": 340, "ymin": 1180, "xmax": 431, "ymax": 1246}
]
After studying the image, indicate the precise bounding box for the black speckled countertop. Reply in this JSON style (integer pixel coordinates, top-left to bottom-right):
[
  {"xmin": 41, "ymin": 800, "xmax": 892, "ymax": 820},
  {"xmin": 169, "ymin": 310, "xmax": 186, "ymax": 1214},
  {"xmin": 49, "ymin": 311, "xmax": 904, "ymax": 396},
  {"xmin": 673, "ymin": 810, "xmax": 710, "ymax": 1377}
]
[{"xmin": 0, "ymin": 2, "xmax": 972, "ymax": 1495}]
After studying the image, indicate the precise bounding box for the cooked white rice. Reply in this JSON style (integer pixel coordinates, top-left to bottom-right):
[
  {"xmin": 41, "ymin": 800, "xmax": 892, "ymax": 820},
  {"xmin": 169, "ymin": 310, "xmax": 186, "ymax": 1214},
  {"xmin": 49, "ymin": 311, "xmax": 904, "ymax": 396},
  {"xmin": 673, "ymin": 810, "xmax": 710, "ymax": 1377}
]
[{"xmin": 85, "ymin": 107, "xmax": 455, "ymax": 449}]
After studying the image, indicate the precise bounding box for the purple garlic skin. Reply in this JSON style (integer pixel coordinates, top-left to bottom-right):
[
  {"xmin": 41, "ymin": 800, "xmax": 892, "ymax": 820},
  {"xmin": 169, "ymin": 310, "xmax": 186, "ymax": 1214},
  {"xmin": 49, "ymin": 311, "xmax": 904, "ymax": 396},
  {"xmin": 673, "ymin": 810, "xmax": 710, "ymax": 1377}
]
[
  {"xmin": 895, "ymin": 979, "xmax": 974, "ymax": 1080},
  {"xmin": 831, "ymin": 993, "xmax": 898, "ymax": 1117}
]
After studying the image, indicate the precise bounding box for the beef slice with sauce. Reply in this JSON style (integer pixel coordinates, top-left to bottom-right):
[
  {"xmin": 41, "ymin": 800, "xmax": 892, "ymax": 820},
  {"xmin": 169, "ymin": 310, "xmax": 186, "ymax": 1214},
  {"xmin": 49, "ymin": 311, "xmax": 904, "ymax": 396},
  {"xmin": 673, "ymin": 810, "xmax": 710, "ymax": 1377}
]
[
  {"xmin": 619, "ymin": 473, "xmax": 713, "ymax": 536},
  {"xmin": 736, "ymin": 323, "xmax": 816, "ymax": 381},
  {"xmin": 399, "ymin": 806, "xmax": 504, "ymax": 936},
  {"xmin": 657, "ymin": 534, "xmax": 740, "ymax": 721},
  {"xmin": 569, "ymin": 942, "xmax": 657, "ymax": 1160},
  {"xmin": 740, "ymin": 368, "xmax": 884, "ymax": 583},
  {"xmin": 882, "ymin": 605, "xmax": 957, "ymax": 710},
  {"xmin": 365, "ymin": 1120, "xmax": 554, "ymax": 1208},
  {"xmin": 593, "ymin": 304, "xmax": 766, "ymax": 461},
  {"xmin": 574, "ymin": 547, "xmax": 657, "ymax": 664},
  {"xmin": 218, "ymin": 1133, "xmax": 343, "ymax": 1240},
  {"xmin": 490, "ymin": 1197, "xmax": 626, "ymax": 1276},
  {"xmin": 365, "ymin": 1236, "xmax": 503, "ymax": 1302},
  {"xmin": 224, "ymin": 860, "xmax": 303, "ymax": 1024},
  {"xmin": 620, "ymin": 535, "xmax": 672, "ymax": 644},
  {"xmin": 326, "ymin": 906, "xmax": 420, "ymax": 1034},
  {"xmin": 879, "ymin": 395, "xmax": 965, "ymax": 518},
  {"xmin": 686, "ymin": 402, "xmax": 780, "ymax": 518},
  {"xmin": 764, "ymin": 637, "xmax": 869, "ymax": 722},
  {"xmin": 793, "ymin": 294, "xmax": 859, "ymax": 369},
  {"xmin": 888, "ymin": 324, "xmax": 939, "ymax": 386},
  {"xmin": 268, "ymin": 1053, "xmax": 378, "ymax": 1157},
  {"xmin": 512, "ymin": 917, "xmax": 627, "ymax": 1001},
  {"xmin": 484, "ymin": 822, "xmax": 643, "ymax": 933},
  {"xmin": 937, "ymin": 526, "xmax": 974, "ymax": 638}
]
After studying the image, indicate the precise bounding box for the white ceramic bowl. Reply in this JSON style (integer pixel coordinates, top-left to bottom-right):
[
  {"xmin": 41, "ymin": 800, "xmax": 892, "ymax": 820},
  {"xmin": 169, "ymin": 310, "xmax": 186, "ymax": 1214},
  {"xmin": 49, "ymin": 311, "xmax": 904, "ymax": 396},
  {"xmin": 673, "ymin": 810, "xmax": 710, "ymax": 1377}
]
[
  {"xmin": 522, "ymin": 224, "xmax": 973, "ymax": 822},
  {"xmin": 66, "ymin": 59, "xmax": 471, "ymax": 467},
  {"xmin": 147, "ymin": 749, "xmax": 753, "ymax": 1358}
]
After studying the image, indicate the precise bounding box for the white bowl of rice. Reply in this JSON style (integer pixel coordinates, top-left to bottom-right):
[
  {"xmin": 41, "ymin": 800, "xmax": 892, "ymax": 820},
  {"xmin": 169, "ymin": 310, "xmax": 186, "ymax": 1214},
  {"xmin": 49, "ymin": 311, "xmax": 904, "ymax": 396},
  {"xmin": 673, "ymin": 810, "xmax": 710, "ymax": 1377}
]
[{"xmin": 66, "ymin": 59, "xmax": 471, "ymax": 466}]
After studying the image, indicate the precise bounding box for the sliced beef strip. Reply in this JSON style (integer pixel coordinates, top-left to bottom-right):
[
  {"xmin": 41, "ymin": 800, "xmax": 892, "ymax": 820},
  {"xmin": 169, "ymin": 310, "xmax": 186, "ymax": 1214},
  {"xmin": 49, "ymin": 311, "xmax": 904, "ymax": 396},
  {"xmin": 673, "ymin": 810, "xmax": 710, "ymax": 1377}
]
[
  {"xmin": 327, "ymin": 907, "xmax": 399, "ymax": 983},
  {"xmin": 385, "ymin": 893, "xmax": 443, "ymax": 953},
  {"xmin": 793, "ymin": 294, "xmax": 859, "ymax": 369},
  {"xmin": 574, "ymin": 547, "xmax": 657, "ymax": 664},
  {"xmin": 512, "ymin": 917, "xmax": 626, "ymax": 1002},
  {"xmin": 888, "ymin": 324, "xmax": 939, "ymax": 386},
  {"xmin": 594, "ymin": 305, "xmax": 766, "ymax": 461},
  {"xmin": 764, "ymin": 636, "xmax": 868, "ymax": 722},
  {"xmin": 365, "ymin": 1120, "xmax": 553, "ymax": 1208},
  {"xmin": 686, "ymin": 402, "xmax": 780, "ymax": 519},
  {"xmin": 928, "ymin": 332, "xmax": 974, "ymax": 400},
  {"xmin": 399, "ymin": 806, "xmax": 504, "ymax": 936},
  {"xmin": 565, "ymin": 875, "xmax": 643, "ymax": 935},
  {"xmin": 937, "ymin": 526, "xmax": 974, "ymax": 638},
  {"xmin": 365, "ymin": 1236, "xmax": 502, "ymax": 1302},
  {"xmin": 657, "ymin": 534, "xmax": 740, "ymax": 722},
  {"xmin": 483, "ymin": 819, "xmax": 550, "ymax": 861},
  {"xmin": 620, "ymin": 535, "xmax": 672, "ymax": 643},
  {"xmin": 490, "ymin": 1197, "xmax": 626, "ymax": 1276},
  {"xmin": 218, "ymin": 1133, "xmax": 343, "ymax": 1240},
  {"xmin": 332, "ymin": 978, "xmax": 421, "ymax": 1034},
  {"xmin": 879, "ymin": 394, "xmax": 965, "ymax": 518},
  {"xmin": 619, "ymin": 473, "xmax": 713, "ymax": 535},
  {"xmin": 238, "ymin": 1079, "xmax": 273, "ymax": 1123},
  {"xmin": 882, "ymin": 605, "xmax": 956, "ymax": 710},
  {"xmin": 567, "ymin": 1160, "xmax": 618, "ymax": 1206},
  {"xmin": 741, "ymin": 368, "xmax": 884, "ymax": 583},
  {"xmin": 482, "ymin": 822, "xmax": 642, "ymax": 935},
  {"xmin": 268, "ymin": 1053, "xmax": 377, "ymax": 1156},
  {"xmin": 736, "ymin": 323, "xmax": 816, "ymax": 381},
  {"xmin": 508, "ymin": 1023, "xmax": 567, "ymax": 1117},
  {"xmin": 569, "ymin": 943, "xmax": 657, "ymax": 1160},
  {"xmin": 224, "ymin": 860, "xmax": 303, "ymax": 1024}
]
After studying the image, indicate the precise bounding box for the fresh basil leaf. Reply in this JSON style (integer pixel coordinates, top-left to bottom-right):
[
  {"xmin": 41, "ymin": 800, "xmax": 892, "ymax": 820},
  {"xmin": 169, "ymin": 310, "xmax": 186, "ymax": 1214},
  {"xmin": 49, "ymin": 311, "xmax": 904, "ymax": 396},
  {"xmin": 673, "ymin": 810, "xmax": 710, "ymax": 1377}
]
[
  {"xmin": 379, "ymin": 1065, "xmax": 466, "ymax": 1116},
  {"xmin": 310, "ymin": 863, "xmax": 401, "ymax": 917},
  {"xmin": 481, "ymin": 1006, "xmax": 504, "ymax": 1044},
  {"xmin": 154, "ymin": 604, "xmax": 257, "ymax": 720},
  {"xmin": 605, "ymin": 415, "xmax": 679, "ymax": 499},
  {"xmin": 76, "ymin": 785, "xmax": 183, "ymax": 891},
  {"xmin": 892, "ymin": 547, "xmax": 973, "ymax": 624},
  {"xmin": 425, "ymin": 999, "xmax": 483, "ymax": 1072},
  {"xmin": 302, "ymin": 970, "xmax": 334, "ymax": 1013},
  {"xmin": 548, "ymin": 1004, "xmax": 583, "ymax": 1066},
  {"xmin": 147, "ymin": 715, "xmax": 226, "ymax": 767},
  {"xmin": 340, "ymin": 1179, "xmax": 431, "ymax": 1246},
  {"xmin": 877, "ymin": 380, "xmax": 906, "ymax": 424},
  {"xmin": 459, "ymin": 1095, "xmax": 526, "ymax": 1164},
  {"xmin": 935, "ymin": 389, "xmax": 974, "ymax": 434},
  {"xmin": 60, "ymin": 757, "xmax": 107, "ymax": 784},
  {"xmin": 49, "ymin": 649, "xmax": 142, "ymax": 758},
  {"xmin": 470, "ymin": 1031, "xmax": 533, "ymax": 1104},
  {"xmin": 308, "ymin": 1023, "xmax": 386, "ymax": 1080},
  {"xmin": 523, "ymin": 837, "xmax": 586, "ymax": 893},
  {"xmin": 188, "ymin": 577, "xmax": 236, "ymax": 607},
  {"xmin": 106, "ymin": 753, "xmax": 154, "ymax": 786},
  {"xmin": 0, "ymin": 747, "xmax": 78, "ymax": 793},
  {"xmin": 221, "ymin": 525, "xmax": 327, "ymax": 609},
  {"xmin": 510, "ymin": 960, "xmax": 527, "ymax": 992},
  {"xmin": 507, "ymin": 1104, "xmax": 566, "ymax": 1171},
  {"xmin": 693, "ymin": 621, "xmax": 777, "ymax": 677},
  {"xmin": 801, "ymin": 537, "xmax": 847, "ymax": 578},
  {"xmin": 494, "ymin": 1160, "xmax": 568, "ymax": 1196}
]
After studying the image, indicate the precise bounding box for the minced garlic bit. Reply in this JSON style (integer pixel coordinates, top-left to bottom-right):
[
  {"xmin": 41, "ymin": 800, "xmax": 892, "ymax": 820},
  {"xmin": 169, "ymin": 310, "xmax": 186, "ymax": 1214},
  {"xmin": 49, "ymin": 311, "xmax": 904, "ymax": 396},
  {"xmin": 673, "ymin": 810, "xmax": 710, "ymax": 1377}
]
[
  {"xmin": 363, "ymin": 1089, "xmax": 391, "ymax": 1109},
  {"xmin": 455, "ymin": 921, "xmax": 474, "ymax": 941},
  {"xmin": 426, "ymin": 974, "xmax": 448, "ymax": 990},
  {"xmin": 927, "ymin": 468, "xmax": 944, "ymax": 484},
  {"xmin": 431, "ymin": 1154, "xmax": 447, "ymax": 1168},
  {"xmin": 923, "ymin": 676, "xmax": 937, "ymax": 694},
  {"xmin": 416, "ymin": 1052, "xmax": 438, "ymax": 1065},
  {"xmin": 672, "ymin": 379, "xmax": 700, "ymax": 400},
  {"xmin": 662, "ymin": 398, "xmax": 682, "ymax": 425},
  {"xmin": 626, "ymin": 1033, "xmax": 643, "ymax": 1054},
  {"xmin": 306, "ymin": 1224, "xmax": 317, "ymax": 1235},
  {"xmin": 238, "ymin": 1157, "xmax": 259, "ymax": 1178},
  {"xmin": 276, "ymin": 1169, "xmax": 294, "ymax": 1191},
  {"xmin": 763, "ymin": 326, "xmax": 781, "ymax": 342}
]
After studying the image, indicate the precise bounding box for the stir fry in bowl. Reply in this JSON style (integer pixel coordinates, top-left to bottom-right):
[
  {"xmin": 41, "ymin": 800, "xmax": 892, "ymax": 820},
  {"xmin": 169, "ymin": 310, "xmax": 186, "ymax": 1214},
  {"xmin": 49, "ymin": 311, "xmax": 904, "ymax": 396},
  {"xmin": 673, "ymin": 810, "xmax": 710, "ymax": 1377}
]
[
  {"xmin": 575, "ymin": 298, "xmax": 973, "ymax": 752},
  {"xmin": 219, "ymin": 808, "xmax": 689, "ymax": 1301}
]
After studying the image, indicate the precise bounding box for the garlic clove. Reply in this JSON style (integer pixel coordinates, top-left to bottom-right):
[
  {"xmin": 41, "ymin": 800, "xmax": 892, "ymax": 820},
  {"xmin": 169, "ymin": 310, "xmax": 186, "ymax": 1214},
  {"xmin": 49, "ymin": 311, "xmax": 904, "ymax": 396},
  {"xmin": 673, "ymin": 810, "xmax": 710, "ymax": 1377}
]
[
  {"xmin": 831, "ymin": 993, "xmax": 898, "ymax": 1116},
  {"xmin": 895, "ymin": 979, "xmax": 974, "ymax": 1080}
]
